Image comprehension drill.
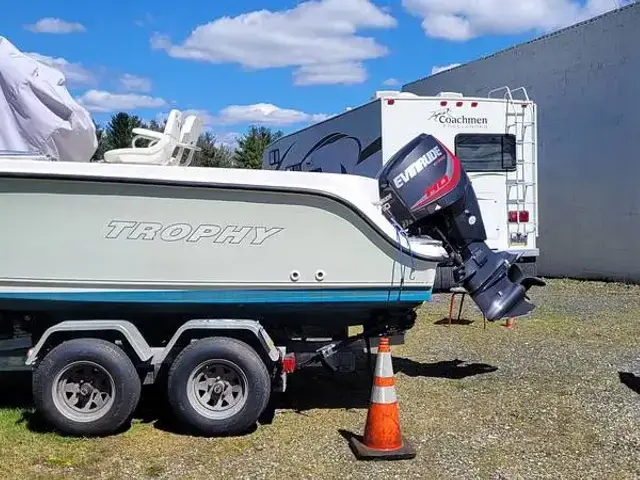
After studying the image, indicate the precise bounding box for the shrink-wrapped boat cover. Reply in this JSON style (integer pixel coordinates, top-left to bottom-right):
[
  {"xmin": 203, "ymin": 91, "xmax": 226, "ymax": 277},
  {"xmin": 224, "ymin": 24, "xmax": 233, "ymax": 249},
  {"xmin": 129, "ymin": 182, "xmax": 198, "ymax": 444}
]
[{"xmin": 0, "ymin": 36, "xmax": 97, "ymax": 162}]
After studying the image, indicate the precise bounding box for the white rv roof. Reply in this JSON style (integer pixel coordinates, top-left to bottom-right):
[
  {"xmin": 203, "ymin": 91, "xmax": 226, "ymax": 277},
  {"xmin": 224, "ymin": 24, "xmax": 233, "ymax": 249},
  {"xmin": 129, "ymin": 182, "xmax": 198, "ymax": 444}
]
[{"xmin": 371, "ymin": 90, "xmax": 419, "ymax": 100}]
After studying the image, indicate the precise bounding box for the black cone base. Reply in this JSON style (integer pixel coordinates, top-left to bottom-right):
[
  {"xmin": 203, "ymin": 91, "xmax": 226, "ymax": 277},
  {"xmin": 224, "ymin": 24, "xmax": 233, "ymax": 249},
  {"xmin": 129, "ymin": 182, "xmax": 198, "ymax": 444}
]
[{"xmin": 348, "ymin": 435, "xmax": 417, "ymax": 461}]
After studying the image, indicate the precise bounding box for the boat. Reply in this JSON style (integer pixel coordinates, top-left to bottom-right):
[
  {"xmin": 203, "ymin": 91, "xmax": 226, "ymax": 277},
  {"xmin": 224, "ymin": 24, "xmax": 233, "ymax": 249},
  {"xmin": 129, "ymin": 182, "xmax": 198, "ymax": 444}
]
[
  {"xmin": 0, "ymin": 143, "xmax": 443, "ymax": 326},
  {"xmin": 0, "ymin": 122, "xmax": 542, "ymax": 327},
  {"xmin": 0, "ymin": 35, "xmax": 543, "ymax": 332}
]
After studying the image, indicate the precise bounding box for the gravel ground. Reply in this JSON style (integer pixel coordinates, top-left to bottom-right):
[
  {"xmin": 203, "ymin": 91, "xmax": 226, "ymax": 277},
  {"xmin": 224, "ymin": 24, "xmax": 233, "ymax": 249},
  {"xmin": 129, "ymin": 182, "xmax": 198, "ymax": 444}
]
[{"xmin": 1, "ymin": 278, "xmax": 640, "ymax": 479}]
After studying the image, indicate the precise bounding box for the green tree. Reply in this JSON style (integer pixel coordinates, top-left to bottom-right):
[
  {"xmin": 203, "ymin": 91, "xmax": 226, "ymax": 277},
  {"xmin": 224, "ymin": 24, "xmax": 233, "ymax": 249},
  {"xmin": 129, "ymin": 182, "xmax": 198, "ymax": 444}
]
[
  {"xmin": 104, "ymin": 112, "xmax": 145, "ymax": 150},
  {"xmin": 91, "ymin": 120, "xmax": 108, "ymax": 161},
  {"xmin": 147, "ymin": 119, "xmax": 164, "ymax": 133},
  {"xmin": 90, "ymin": 114, "xmax": 157, "ymax": 161},
  {"xmin": 191, "ymin": 132, "xmax": 236, "ymax": 168},
  {"xmin": 233, "ymin": 125, "xmax": 283, "ymax": 169}
]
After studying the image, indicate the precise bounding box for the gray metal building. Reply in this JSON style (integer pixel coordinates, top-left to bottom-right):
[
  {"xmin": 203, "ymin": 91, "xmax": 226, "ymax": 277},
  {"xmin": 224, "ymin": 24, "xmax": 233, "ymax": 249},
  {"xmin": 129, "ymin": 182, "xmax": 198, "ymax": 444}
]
[{"xmin": 403, "ymin": 3, "xmax": 640, "ymax": 283}]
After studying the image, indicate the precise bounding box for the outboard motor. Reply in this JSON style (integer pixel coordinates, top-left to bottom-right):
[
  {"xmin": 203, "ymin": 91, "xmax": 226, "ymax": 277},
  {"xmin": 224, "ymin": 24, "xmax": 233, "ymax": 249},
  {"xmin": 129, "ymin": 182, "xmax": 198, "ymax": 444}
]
[{"xmin": 377, "ymin": 133, "xmax": 545, "ymax": 321}]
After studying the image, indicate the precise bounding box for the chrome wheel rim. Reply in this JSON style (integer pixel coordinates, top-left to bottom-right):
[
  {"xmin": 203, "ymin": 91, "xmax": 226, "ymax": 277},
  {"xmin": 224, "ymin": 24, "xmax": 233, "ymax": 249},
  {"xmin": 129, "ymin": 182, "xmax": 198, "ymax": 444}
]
[
  {"xmin": 186, "ymin": 359, "xmax": 248, "ymax": 420},
  {"xmin": 52, "ymin": 361, "xmax": 116, "ymax": 423}
]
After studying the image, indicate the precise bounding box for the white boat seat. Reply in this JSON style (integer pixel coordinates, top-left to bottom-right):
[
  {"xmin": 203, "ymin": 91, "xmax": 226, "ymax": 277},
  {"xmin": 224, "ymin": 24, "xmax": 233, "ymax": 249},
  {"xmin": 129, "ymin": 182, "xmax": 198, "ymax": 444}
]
[
  {"xmin": 131, "ymin": 129, "xmax": 164, "ymax": 147},
  {"xmin": 131, "ymin": 109, "xmax": 182, "ymax": 148},
  {"xmin": 102, "ymin": 109, "xmax": 187, "ymax": 166},
  {"xmin": 171, "ymin": 114, "xmax": 203, "ymax": 167}
]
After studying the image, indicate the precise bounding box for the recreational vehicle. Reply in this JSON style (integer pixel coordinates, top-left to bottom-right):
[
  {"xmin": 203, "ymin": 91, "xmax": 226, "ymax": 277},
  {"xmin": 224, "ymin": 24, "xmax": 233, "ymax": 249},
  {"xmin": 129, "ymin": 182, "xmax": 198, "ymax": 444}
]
[{"xmin": 262, "ymin": 87, "xmax": 540, "ymax": 291}]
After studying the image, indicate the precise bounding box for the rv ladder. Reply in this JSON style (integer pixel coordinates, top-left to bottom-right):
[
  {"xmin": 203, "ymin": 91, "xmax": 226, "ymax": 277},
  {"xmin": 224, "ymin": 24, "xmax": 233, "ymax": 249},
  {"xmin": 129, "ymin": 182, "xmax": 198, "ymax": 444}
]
[{"xmin": 497, "ymin": 87, "xmax": 538, "ymax": 242}]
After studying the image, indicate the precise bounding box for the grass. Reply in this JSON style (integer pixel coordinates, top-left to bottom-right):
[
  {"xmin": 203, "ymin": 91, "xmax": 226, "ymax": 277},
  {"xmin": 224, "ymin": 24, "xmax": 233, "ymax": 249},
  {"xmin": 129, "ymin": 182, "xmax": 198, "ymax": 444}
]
[{"xmin": 0, "ymin": 278, "xmax": 639, "ymax": 479}]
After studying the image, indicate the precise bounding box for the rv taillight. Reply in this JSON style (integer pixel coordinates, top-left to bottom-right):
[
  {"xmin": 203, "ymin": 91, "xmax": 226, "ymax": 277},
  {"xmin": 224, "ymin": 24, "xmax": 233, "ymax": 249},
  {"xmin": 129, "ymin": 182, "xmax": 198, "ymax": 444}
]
[
  {"xmin": 440, "ymin": 101, "xmax": 447, "ymax": 106},
  {"xmin": 471, "ymin": 101, "xmax": 478, "ymax": 107},
  {"xmin": 509, "ymin": 211, "xmax": 530, "ymax": 222},
  {"xmin": 456, "ymin": 101, "xmax": 463, "ymax": 107},
  {"xmin": 282, "ymin": 353, "xmax": 296, "ymax": 373},
  {"xmin": 387, "ymin": 99, "xmax": 395, "ymax": 105}
]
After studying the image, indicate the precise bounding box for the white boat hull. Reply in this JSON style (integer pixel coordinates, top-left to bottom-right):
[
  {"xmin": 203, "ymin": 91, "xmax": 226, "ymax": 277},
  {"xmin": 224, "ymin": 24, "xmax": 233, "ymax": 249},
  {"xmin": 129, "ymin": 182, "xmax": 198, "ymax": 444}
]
[{"xmin": 0, "ymin": 160, "xmax": 446, "ymax": 323}]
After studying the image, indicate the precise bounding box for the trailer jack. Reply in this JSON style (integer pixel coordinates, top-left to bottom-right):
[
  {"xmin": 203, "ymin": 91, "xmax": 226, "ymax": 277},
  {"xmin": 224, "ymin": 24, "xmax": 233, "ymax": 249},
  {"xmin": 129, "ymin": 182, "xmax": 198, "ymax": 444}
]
[{"xmin": 296, "ymin": 312, "xmax": 416, "ymax": 374}]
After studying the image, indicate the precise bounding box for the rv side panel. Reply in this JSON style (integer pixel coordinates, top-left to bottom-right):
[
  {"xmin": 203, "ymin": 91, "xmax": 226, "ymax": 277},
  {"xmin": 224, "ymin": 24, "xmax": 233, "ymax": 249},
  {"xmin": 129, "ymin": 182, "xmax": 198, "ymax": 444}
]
[
  {"xmin": 262, "ymin": 101, "xmax": 384, "ymax": 177},
  {"xmin": 402, "ymin": 4, "xmax": 640, "ymax": 282}
]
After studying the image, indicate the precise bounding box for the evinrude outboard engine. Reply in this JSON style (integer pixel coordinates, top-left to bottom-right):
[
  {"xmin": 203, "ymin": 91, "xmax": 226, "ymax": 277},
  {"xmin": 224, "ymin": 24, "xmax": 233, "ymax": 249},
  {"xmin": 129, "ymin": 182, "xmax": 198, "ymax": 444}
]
[{"xmin": 377, "ymin": 133, "xmax": 545, "ymax": 321}]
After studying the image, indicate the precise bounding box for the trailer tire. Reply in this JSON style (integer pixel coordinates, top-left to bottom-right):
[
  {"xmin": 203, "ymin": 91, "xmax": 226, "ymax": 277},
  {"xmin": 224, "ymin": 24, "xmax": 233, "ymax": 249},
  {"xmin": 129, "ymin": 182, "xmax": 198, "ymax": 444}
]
[
  {"xmin": 166, "ymin": 337, "xmax": 271, "ymax": 436},
  {"xmin": 32, "ymin": 338, "xmax": 142, "ymax": 437}
]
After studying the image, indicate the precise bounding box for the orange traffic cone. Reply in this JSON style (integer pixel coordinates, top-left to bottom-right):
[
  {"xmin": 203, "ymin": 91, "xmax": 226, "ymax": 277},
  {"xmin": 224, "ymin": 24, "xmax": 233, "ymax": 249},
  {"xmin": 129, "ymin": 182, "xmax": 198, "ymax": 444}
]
[{"xmin": 349, "ymin": 337, "xmax": 416, "ymax": 461}]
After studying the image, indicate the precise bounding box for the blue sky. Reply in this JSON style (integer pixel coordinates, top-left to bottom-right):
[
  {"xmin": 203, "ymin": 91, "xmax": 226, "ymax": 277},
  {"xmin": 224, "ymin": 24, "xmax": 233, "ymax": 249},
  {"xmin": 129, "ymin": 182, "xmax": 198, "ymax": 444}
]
[{"xmin": 0, "ymin": 0, "xmax": 629, "ymax": 146}]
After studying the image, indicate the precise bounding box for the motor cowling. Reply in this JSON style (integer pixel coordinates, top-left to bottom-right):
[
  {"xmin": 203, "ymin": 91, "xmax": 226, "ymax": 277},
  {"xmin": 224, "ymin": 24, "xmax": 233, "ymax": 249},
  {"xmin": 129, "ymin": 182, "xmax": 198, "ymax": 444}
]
[{"xmin": 376, "ymin": 133, "xmax": 545, "ymax": 321}]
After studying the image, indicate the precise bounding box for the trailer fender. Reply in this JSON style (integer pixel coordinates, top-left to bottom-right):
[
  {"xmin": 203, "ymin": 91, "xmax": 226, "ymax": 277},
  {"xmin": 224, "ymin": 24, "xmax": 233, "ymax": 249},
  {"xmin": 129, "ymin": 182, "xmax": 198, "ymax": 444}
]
[
  {"xmin": 25, "ymin": 319, "xmax": 281, "ymax": 377},
  {"xmin": 153, "ymin": 319, "xmax": 281, "ymax": 366},
  {"xmin": 25, "ymin": 320, "xmax": 154, "ymax": 366}
]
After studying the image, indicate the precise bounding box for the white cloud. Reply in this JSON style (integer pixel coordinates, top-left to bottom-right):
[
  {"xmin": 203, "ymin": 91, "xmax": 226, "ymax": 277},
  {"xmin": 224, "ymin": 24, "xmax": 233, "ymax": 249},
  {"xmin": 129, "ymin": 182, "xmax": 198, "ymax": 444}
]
[
  {"xmin": 431, "ymin": 63, "xmax": 461, "ymax": 75},
  {"xmin": 26, "ymin": 53, "xmax": 153, "ymax": 94},
  {"xmin": 134, "ymin": 13, "xmax": 155, "ymax": 27},
  {"xmin": 401, "ymin": 0, "xmax": 632, "ymax": 41},
  {"xmin": 156, "ymin": 104, "xmax": 329, "ymax": 128},
  {"xmin": 77, "ymin": 90, "xmax": 167, "ymax": 113},
  {"xmin": 119, "ymin": 74, "xmax": 153, "ymax": 93},
  {"xmin": 181, "ymin": 109, "xmax": 217, "ymax": 127},
  {"xmin": 212, "ymin": 132, "xmax": 240, "ymax": 149},
  {"xmin": 214, "ymin": 103, "xmax": 331, "ymax": 126},
  {"xmin": 25, "ymin": 18, "xmax": 86, "ymax": 34},
  {"xmin": 382, "ymin": 78, "xmax": 400, "ymax": 86},
  {"xmin": 26, "ymin": 52, "xmax": 96, "ymax": 86},
  {"xmin": 150, "ymin": 0, "xmax": 397, "ymax": 85},
  {"xmin": 293, "ymin": 62, "xmax": 367, "ymax": 85},
  {"xmin": 153, "ymin": 110, "xmax": 240, "ymax": 148}
]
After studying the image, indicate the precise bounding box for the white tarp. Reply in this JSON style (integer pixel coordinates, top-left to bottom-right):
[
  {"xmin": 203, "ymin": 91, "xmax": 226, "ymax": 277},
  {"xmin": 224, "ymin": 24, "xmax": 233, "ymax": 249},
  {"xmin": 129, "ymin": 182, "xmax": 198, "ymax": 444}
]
[{"xmin": 0, "ymin": 36, "xmax": 97, "ymax": 162}]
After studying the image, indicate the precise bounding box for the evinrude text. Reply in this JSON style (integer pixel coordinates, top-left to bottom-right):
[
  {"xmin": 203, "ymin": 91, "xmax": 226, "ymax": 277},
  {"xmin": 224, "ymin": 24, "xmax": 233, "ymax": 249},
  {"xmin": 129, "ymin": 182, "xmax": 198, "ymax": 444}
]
[{"xmin": 393, "ymin": 144, "xmax": 444, "ymax": 189}]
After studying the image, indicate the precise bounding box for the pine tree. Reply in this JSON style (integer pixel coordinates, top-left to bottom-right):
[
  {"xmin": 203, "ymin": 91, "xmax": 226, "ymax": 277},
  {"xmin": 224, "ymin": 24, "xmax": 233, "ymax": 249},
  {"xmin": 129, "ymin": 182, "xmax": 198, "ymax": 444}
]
[
  {"xmin": 104, "ymin": 112, "xmax": 144, "ymax": 150},
  {"xmin": 192, "ymin": 132, "xmax": 236, "ymax": 168},
  {"xmin": 233, "ymin": 125, "xmax": 283, "ymax": 169}
]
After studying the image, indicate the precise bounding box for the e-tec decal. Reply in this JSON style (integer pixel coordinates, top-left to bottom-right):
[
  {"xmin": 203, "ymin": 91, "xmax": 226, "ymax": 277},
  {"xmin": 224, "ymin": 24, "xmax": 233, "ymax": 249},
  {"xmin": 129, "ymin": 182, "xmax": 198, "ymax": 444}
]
[
  {"xmin": 425, "ymin": 175, "xmax": 450, "ymax": 199},
  {"xmin": 393, "ymin": 144, "xmax": 444, "ymax": 189},
  {"xmin": 104, "ymin": 220, "xmax": 283, "ymax": 246}
]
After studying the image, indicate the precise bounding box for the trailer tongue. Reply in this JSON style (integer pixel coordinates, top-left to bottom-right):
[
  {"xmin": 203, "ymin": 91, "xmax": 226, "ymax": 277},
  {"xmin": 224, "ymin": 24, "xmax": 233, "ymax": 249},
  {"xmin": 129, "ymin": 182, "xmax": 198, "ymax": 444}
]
[{"xmin": 377, "ymin": 133, "xmax": 545, "ymax": 321}]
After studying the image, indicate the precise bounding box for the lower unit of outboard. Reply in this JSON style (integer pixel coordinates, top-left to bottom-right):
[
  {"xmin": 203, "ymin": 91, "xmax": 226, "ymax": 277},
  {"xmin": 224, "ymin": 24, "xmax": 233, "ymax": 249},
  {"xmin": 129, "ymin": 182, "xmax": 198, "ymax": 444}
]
[{"xmin": 377, "ymin": 133, "xmax": 545, "ymax": 321}]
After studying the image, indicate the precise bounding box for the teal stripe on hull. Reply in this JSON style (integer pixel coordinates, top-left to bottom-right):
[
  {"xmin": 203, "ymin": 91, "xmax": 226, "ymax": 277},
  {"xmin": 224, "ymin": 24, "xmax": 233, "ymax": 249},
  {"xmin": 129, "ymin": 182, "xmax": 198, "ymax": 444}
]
[{"xmin": 0, "ymin": 287, "xmax": 432, "ymax": 304}]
